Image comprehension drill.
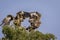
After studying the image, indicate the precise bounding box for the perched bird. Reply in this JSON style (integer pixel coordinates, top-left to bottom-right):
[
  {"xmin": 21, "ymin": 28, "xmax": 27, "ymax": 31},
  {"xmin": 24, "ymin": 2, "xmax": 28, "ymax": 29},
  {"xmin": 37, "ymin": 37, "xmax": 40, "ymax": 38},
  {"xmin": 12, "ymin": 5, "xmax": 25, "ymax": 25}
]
[
  {"xmin": 26, "ymin": 11, "xmax": 41, "ymax": 31},
  {"xmin": 13, "ymin": 11, "xmax": 31, "ymax": 26},
  {"xmin": 0, "ymin": 15, "xmax": 13, "ymax": 26}
]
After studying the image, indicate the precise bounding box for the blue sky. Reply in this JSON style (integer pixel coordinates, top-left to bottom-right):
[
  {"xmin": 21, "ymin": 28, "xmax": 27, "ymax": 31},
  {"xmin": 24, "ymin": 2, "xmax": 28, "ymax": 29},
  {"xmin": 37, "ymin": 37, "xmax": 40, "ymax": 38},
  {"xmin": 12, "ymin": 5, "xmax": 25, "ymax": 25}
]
[{"xmin": 0, "ymin": 0, "xmax": 60, "ymax": 40}]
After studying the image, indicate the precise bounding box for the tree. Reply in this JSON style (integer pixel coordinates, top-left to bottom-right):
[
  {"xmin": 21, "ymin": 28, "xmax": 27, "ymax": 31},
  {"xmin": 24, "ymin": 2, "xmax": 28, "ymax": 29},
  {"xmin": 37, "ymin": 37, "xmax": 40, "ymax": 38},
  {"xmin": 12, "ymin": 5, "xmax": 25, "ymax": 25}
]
[{"xmin": 2, "ymin": 25, "xmax": 56, "ymax": 40}]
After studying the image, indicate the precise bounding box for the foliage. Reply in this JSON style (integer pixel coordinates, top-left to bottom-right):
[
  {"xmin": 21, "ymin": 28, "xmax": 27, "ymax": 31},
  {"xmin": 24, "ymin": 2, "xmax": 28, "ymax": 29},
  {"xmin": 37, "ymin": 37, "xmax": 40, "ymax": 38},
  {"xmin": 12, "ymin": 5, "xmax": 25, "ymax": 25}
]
[{"xmin": 2, "ymin": 25, "xmax": 56, "ymax": 40}]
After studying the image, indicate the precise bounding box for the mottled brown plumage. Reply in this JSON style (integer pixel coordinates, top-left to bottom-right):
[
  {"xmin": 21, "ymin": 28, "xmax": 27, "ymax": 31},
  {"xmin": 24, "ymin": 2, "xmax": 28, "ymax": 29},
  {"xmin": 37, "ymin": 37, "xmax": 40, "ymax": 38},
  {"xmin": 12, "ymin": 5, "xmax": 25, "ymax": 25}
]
[{"xmin": 0, "ymin": 15, "xmax": 13, "ymax": 26}]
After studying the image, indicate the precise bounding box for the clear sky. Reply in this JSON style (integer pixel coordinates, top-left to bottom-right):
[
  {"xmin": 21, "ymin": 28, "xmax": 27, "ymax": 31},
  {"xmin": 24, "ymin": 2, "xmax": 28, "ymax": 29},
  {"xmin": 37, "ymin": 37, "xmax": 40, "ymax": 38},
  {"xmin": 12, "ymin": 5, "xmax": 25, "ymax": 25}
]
[{"xmin": 0, "ymin": 0, "xmax": 60, "ymax": 40}]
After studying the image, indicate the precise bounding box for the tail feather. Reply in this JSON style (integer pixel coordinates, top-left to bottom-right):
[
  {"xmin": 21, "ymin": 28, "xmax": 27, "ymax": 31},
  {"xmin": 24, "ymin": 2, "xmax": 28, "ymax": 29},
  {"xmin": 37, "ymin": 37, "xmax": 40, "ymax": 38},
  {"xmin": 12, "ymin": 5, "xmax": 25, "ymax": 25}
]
[{"xmin": 0, "ymin": 22, "xmax": 3, "ymax": 26}]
